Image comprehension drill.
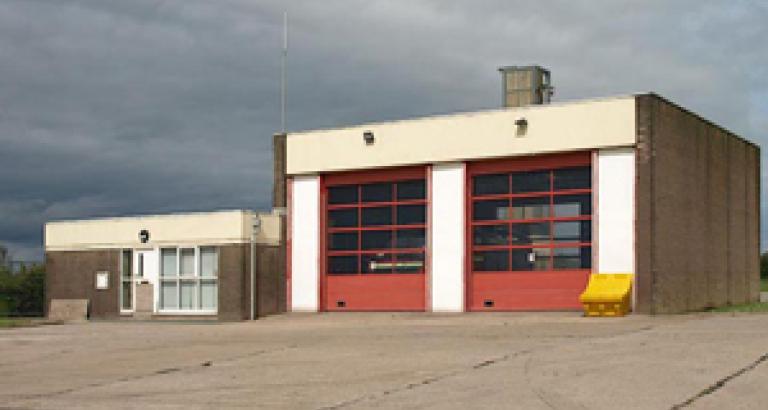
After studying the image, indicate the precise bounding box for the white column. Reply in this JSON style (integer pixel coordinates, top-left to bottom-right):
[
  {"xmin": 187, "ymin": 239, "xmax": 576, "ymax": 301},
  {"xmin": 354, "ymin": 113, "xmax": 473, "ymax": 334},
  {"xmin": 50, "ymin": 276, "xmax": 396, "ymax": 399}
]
[
  {"xmin": 596, "ymin": 148, "xmax": 635, "ymax": 274},
  {"xmin": 290, "ymin": 175, "xmax": 320, "ymax": 311},
  {"xmin": 430, "ymin": 163, "xmax": 465, "ymax": 312}
]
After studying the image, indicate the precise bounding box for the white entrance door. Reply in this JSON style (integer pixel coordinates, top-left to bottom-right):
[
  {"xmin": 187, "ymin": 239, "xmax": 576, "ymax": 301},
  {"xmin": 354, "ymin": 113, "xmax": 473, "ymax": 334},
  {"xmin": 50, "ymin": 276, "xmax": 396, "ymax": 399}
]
[{"xmin": 134, "ymin": 250, "xmax": 159, "ymax": 312}]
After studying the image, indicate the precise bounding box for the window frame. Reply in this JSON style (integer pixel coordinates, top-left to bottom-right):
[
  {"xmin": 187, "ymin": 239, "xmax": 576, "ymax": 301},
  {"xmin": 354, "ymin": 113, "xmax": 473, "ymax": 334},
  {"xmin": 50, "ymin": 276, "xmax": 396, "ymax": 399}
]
[
  {"xmin": 158, "ymin": 246, "xmax": 218, "ymax": 314},
  {"xmin": 119, "ymin": 249, "xmax": 133, "ymax": 313}
]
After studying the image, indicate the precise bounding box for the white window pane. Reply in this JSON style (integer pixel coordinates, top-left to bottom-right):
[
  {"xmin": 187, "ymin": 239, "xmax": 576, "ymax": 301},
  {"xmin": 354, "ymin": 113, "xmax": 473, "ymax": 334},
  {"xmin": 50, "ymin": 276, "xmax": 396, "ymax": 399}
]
[
  {"xmin": 200, "ymin": 247, "xmax": 218, "ymax": 278},
  {"xmin": 180, "ymin": 281, "xmax": 196, "ymax": 310},
  {"xmin": 180, "ymin": 248, "xmax": 195, "ymax": 276},
  {"xmin": 161, "ymin": 248, "xmax": 177, "ymax": 277},
  {"xmin": 201, "ymin": 280, "xmax": 217, "ymax": 310},
  {"xmin": 161, "ymin": 281, "xmax": 177, "ymax": 309}
]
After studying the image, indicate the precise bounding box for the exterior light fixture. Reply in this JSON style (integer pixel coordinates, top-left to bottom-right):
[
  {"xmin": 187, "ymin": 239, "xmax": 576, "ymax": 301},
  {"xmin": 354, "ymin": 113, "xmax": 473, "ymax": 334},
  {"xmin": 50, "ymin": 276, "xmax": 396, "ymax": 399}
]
[
  {"xmin": 139, "ymin": 229, "xmax": 150, "ymax": 243},
  {"xmin": 515, "ymin": 117, "xmax": 528, "ymax": 137},
  {"xmin": 363, "ymin": 130, "xmax": 375, "ymax": 145}
]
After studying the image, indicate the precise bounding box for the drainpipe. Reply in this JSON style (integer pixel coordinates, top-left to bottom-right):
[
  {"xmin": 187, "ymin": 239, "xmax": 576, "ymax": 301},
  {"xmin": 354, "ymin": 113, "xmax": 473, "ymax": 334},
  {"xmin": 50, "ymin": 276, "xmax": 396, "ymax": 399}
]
[{"xmin": 250, "ymin": 213, "xmax": 259, "ymax": 320}]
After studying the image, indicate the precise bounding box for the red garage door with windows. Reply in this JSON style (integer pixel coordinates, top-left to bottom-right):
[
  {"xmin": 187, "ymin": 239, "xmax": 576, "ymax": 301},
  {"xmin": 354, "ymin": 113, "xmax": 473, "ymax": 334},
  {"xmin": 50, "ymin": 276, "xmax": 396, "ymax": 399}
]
[
  {"xmin": 321, "ymin": 167, "xmax": 428, "ymax": 311},
  {"xmin": 467, "ymin": 152, "xmax": 593, "ymax": 311}
]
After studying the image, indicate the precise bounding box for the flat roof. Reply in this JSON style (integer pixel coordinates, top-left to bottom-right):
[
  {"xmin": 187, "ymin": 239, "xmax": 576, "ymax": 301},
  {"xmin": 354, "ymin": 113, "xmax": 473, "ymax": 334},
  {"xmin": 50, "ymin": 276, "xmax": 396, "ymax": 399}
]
[{"xmin": 46, "ymin": 209, "xmax": 253, "ymax": 226}]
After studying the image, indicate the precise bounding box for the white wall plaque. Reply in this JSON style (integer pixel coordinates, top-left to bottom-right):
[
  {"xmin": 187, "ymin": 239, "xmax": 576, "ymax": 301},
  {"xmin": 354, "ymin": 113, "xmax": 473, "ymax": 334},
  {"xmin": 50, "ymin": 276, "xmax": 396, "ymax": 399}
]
[{"xmin": 95, "ymin": 271, "xmax": 110, "ymax": 290}]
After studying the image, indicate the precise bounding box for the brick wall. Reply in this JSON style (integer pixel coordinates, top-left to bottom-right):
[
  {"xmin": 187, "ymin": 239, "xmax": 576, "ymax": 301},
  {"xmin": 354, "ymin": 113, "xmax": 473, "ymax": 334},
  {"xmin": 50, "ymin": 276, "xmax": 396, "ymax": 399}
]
[{"xmin": 46, "ymin": 250, "xmax": 120, "ymax": 318}]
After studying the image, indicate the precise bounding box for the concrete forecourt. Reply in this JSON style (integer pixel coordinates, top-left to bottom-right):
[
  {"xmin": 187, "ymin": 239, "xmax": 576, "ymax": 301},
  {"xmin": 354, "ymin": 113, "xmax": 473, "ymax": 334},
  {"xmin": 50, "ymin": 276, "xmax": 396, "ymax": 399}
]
[{"xmin": 2, "ymin": 313, "xmax": 768, "ymax": 409}]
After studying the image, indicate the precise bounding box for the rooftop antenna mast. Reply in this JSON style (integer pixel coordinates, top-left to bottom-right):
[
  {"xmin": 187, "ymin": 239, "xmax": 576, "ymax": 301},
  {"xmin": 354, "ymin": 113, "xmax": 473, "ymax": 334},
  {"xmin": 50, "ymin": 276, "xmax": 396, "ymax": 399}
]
[{"xmin": 280, "ymin": 11, "xmax": 288, "ymax": 133}]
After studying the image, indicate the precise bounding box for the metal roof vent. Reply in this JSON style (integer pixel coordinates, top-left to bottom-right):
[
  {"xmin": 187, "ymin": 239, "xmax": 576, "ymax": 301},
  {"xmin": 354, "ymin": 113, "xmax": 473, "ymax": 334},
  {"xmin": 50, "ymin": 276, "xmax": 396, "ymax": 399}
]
[{"xmin": 498, "ymin": 65, "xmax": 554, "ymax": 108}]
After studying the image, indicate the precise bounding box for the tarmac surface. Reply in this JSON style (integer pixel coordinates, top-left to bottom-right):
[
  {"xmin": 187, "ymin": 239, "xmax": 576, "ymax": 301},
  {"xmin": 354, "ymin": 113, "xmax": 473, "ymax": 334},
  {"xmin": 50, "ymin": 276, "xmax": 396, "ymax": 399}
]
[{"xmin": 1, "ymin": 312, "xmax": 768, "ymax": 409}]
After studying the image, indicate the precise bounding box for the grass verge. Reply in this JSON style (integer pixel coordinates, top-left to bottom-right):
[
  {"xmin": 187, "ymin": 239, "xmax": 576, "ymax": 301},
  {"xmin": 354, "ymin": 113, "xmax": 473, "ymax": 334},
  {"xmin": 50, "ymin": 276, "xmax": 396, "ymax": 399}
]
[
  {"xmin": 761, "ymin": 278, "xmax": 768, "ymax": 292},
  {"xmin": 0, "ymin": 318, "xmax": 37, "ymax": 328},
  {"xmin": 711, "ymin": 302, "xmax": 768, "ymax": 313}
]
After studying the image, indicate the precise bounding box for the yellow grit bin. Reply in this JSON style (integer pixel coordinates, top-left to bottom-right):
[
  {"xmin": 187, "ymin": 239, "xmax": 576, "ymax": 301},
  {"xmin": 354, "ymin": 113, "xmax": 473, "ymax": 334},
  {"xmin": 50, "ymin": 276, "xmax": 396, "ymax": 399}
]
[{"xmin": 579, "ymin": 274, "xmax": 633, "ymax": 317}]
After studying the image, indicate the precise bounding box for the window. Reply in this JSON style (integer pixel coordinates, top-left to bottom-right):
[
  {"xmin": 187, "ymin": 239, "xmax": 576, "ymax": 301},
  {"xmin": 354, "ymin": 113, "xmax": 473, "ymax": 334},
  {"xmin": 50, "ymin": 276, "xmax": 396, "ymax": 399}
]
[
  {"xmin": 470, "ymin": 165, "xmax": 592, "ymax": 272},
  {"xmin": 326, "ymin": 178, "xmax": 427, "ymax": 275},
  {"xmin": 120, "ymin": 250, "xmax": 133, "ymax": 311},
  {"xmin": 160, "ymin": 246, "xmax": 218, "ymax": 311},
  {"xmin": 137, "ymin": 253, "xmax": 144, "ymax": 278}
]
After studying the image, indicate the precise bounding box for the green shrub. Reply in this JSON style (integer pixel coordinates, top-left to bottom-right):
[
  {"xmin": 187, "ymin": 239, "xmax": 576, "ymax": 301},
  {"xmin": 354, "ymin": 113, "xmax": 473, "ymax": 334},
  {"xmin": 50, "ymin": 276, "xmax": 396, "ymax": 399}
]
[
  {"xmin": 0, "ymin": 264, "xmax": 45, "ymax": 317},
  {"xmin": 761, "ymin": 252, "xmax": 768, "ymax": 279}
]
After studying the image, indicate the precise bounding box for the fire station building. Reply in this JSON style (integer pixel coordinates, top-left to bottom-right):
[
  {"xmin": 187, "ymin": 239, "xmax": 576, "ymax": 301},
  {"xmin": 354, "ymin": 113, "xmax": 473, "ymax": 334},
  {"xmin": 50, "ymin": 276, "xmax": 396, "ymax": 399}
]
[
  {"xmin": 284, "ymin": 92, "xmax": 760, "ymax": 314},
  {"xmin": 45, "ymin": 67, "xmax": 760, "ymax": 318}
]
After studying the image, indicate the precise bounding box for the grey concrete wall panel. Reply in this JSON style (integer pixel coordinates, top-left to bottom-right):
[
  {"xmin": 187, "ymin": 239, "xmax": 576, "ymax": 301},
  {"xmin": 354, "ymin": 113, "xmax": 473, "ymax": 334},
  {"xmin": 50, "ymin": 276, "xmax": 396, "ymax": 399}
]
[
  {"xmin": 706, "ymin": 129, "xmax": 730, "ymax": 307},
  {"xmin": 635, "ymin": 94, "xmax": 759, "ymax": 313},
  {"xmin": 652, "ymin": 99, "xmax": 695, "ymax": 313},
  {"xmin": 686, "ymin": 117, "xmax": 711, "ymax": 311},
  {"xmin": 277, "ymin": 233, "xmax": 287, "ymax": 313},
  {"xmin": 634, "ymin": 95, "xmax": 654, "ymax": 314},
  {"xmin": 746, "ymin": 146, "xmax": 761, "ymax": 302},
  {"xmin": 218, "ymin": 244, "xmax": 248, "ymax": 321},
  {"xmin": 727, "ymin": 137, "xmax": 748, "ymax": 305},
  {"xmin": 272, "ymin": 133, "xmax": 288, "ymax": 317},
  {"xmin": 273, "ymin": 133, "xmax": 287, "ymax": 208},
  {"xmin": 236, "ymin": 243, "xmax": 286, "ymax": 320},
  {"xmin": 253, "ymin": 245, "xmax": 284, "ymax": 316}
]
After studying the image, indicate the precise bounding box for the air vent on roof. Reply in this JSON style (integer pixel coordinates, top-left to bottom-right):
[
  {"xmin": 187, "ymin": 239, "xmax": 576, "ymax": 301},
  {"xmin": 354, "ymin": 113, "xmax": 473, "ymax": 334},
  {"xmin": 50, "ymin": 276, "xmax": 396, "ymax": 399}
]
[{"xmin": 498, "ymin": 65, "xmax": 554, "ymax": 108}]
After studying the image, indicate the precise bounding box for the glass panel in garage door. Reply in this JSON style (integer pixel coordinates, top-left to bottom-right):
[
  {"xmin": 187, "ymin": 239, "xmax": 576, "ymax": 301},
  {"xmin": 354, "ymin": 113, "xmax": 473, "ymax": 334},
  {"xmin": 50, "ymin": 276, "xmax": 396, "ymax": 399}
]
[
  {"xmin": 473, "ymin": 250, "xmax": 510, "ymax": 271},
  {"xmin": 474, "ymin": 199, "xmax": 509, "ymax": 221},
  {"xmin": 473, "ymin": 225, "xmax": 509, "ymax": 246},
  {"xmin": 553, "ymin": 167, "xmax": 591, "ymax": 190}
]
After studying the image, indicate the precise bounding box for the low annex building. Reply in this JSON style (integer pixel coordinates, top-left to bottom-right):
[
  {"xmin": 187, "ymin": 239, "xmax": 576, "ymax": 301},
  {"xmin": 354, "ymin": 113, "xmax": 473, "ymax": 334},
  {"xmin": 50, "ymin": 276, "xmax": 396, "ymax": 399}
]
[
  {"xmin": 45, "ymin": 210, "xmax": 285, "ymax": 320},
  {"xmin": 284, "ymin": 89, "xmax": 760, "ymax": 314}
]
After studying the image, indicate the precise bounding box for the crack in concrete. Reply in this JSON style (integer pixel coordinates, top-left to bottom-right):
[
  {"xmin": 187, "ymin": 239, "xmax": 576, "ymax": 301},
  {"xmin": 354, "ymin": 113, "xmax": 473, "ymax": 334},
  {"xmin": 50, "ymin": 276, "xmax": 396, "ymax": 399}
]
[
  {"xmin": 519, "ymin": 325, "xmax": 661, "ymax": 410},
  {"xmin": 5, "ymin": 345, "xmax": 294, "ymax": 405},
  {"xmin": 318, "ymin": 324, "xmax": 661, "ymax": 410},
  {"xmin": 670, "ymin": 352, "xmax": 768, "ymax": 409},
  {"xmin": 316, "ymin": 350, "xmax": 530, "ymax": 410},
  {"xmin": 523, "ymin": 353, "xmax": 559, "ymax": 410}
]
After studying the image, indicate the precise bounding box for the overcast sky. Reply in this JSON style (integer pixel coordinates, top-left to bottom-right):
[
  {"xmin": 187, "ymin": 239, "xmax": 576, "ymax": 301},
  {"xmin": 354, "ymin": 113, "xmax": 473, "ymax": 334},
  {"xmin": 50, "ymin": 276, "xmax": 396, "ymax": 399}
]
[{"xmin": 1, "ymin": 0, "xmax": 766, "ymax": 260}]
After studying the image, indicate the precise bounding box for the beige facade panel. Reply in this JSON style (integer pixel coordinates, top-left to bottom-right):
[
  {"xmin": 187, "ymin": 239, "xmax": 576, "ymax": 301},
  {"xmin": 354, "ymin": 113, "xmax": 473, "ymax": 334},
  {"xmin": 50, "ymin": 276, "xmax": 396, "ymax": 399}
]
[
  {"xmin": 254, "ymin": 211, "xmax": 283, "ymax": 246},
  {"xmin": 287, "ymin": 96, "xmax": 636, "ymax": 175},
  {"xmin": 45, "ymin": 210, "xmax": 255, "ymax": 251}
]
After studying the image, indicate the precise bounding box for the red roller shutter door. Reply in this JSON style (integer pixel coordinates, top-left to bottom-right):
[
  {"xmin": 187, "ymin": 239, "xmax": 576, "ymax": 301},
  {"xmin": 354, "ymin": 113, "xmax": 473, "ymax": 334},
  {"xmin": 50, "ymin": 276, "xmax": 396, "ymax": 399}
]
[
  {"xmin": 467, "ymin": 152, "xmax": 593, "ymax": 311},
  {"xmin": 321, "ymin": 166, "xmax": 428, "ymax": 311}
]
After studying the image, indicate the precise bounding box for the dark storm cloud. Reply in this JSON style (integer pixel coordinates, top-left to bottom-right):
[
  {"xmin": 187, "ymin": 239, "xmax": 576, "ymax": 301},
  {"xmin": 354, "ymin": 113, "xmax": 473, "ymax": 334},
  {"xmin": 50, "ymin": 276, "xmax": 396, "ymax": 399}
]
[{"xmin": 0, "ymin": 0, "xmax": 766, "ymax": 260}]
